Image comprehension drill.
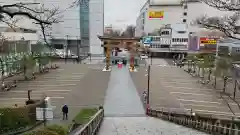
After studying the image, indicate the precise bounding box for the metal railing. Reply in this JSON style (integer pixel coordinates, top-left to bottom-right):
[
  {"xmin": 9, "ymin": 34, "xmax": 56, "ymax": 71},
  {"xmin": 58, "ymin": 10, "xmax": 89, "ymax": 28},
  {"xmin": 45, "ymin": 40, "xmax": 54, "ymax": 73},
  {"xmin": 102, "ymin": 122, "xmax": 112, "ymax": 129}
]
[
  {"xmin": 147, "ymin": 108, "xmax": 240, "ymax": 135},
  {"xmin": 73, "ymin": 109, "xmax": 104, "ymax": 135}
]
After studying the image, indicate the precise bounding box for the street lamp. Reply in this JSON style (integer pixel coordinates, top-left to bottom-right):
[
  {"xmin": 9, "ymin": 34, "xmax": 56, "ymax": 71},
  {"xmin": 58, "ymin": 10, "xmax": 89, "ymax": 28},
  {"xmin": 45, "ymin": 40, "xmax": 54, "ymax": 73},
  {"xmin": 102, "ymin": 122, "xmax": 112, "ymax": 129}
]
[{"xmin": 145, "ymin": 65, "xmax": 151, "ymax": 104}]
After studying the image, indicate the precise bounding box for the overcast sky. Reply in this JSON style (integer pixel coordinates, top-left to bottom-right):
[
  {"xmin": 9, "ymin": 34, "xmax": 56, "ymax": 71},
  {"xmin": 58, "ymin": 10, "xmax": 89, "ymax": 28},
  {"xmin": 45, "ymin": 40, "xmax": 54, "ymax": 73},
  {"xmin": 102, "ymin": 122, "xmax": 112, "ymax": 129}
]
[{"xmin": 104, "ymin": 0, "xmax": 146, "ymax": 30}]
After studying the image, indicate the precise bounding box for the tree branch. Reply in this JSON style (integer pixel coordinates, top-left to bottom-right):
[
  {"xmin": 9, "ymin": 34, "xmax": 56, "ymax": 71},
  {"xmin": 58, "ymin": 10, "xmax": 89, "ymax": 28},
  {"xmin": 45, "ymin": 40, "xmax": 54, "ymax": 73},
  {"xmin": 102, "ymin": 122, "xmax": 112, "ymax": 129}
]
[{"xmin": 0, "ymin": 3, "xmax": 62, "ymax": 49}]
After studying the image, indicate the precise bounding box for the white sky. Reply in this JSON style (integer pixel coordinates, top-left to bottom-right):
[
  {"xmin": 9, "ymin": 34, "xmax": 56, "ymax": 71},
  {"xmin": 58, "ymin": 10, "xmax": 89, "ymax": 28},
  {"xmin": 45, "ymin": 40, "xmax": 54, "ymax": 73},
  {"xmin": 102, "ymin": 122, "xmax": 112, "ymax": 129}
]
[{"xmin": 104, "ymin": 0, "xmax": 146, "ymax": 29}]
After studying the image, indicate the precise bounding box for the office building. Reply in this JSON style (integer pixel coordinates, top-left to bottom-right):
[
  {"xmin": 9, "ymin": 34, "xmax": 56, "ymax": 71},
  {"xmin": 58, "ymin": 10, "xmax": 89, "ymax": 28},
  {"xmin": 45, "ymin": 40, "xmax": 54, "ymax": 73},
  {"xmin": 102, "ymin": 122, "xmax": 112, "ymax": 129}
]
[{"xmin": 135, "ymin": 0, "xmax": 227, "ymax": 37}]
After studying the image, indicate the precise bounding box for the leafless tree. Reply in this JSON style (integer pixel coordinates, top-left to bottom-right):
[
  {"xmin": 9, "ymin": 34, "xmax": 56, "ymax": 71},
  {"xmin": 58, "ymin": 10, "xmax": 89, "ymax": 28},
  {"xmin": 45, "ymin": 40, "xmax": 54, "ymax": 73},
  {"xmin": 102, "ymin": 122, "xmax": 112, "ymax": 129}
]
[
  {"xmin": 121, "ymin": 25, "xmax": 136, "ymax": 37},
  {"xmin": 195, "ymin": 0, "xmax": 240, "ymax": 39},
  {"xmin": 104, "ymin": 29, "xmax": 122, "ymax": 37},
  {"xmin": 0, "ymin": 2, "xmax": 62, "ymax": 48}
]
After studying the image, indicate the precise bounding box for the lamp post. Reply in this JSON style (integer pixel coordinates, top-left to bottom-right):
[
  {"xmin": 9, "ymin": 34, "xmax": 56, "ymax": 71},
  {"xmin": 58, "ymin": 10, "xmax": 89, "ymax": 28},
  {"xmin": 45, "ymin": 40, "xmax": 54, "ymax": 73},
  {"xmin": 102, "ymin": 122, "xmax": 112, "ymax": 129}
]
[
  {"xmin": 65, "ymin": 35, "xmax": 69, "ymax": 63},
  {"xmin": 76, "ymin": 36, "xmax": 80, "ymax": 64},
  {"xmin": 147, "ymin": 65, "xmax": 150, "ymax": 104}
]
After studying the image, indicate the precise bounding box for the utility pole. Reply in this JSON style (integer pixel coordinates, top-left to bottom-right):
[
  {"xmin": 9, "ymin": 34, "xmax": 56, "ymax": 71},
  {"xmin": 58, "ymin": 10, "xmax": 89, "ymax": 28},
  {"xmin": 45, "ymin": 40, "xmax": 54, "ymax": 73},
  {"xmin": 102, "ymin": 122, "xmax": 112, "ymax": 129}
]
[
  {"xmin": 147, "ymin": 65, "xmax": 150, "ymax": 104},
  {"xmin": 150, "ymin": 54, "xmax": 153, "ymax": 65},
  {"xmin": 76, "ymin": 36, "xmax": 80, "ymax": 64},
  {"xmin": 65, "ymin": 35, "xmax": 69, "ymax": 63},
  {"xmin": 43, "ymin": 97, "xmax": 47, "ymax": 127}
]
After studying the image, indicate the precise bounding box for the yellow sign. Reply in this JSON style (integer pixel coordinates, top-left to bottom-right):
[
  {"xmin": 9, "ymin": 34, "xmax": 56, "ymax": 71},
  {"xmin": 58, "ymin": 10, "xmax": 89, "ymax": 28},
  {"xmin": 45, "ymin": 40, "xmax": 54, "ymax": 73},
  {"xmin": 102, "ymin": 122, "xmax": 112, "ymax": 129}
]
[
  {"xmin": 200, "ymin": 40, "xmax": 217, "ymax": 44},
  {"xmin": 148, "ymin": 11, "xmax": 164, "ymax": 19}
]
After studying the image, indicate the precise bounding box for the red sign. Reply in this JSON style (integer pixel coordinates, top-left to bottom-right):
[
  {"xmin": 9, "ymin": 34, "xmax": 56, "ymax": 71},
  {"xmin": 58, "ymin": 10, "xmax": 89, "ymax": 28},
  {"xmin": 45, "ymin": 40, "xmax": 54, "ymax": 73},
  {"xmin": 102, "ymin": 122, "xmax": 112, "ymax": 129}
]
[{"xmin": 200, "ymin": 37, "xmax": 217, "ymax": 44}]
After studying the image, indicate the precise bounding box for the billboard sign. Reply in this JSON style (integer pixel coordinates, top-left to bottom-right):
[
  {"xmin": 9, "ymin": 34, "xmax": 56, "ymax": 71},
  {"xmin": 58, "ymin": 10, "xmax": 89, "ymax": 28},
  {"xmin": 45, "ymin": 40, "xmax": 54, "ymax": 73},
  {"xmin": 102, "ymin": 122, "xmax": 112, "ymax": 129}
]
[
  {"xmin": 200, "ymin": 37, "xmax": 217, "ymax": 45},
  {"xmin": 148, "ymin": 11, "xmax": 164, "ymax": 19},
  {"xmin": 143, "ymin": 37, "xmax": 152, "ymax": 44},
  {"xmin": 199, "ymin": 37, "xmax": 217, "ymax": 52}
]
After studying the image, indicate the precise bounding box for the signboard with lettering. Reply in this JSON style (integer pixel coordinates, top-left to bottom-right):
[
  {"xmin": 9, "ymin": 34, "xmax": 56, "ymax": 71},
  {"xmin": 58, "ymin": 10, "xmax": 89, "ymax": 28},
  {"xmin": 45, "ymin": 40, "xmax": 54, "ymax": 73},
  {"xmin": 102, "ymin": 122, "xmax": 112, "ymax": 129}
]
[
  {"xmin": 199, "ymin": 37, "xmax": 217, "ymax": 52},
  {"xmin": 143, "ymin": 37, "xmax": 152, "ymax": 44},
  {"xmin": 148, "ymin": 11, "xmax": 164, "ymax": 19},
  {"xmin": 200, "ymin": 37, "xmax": 217, "ymax": 45}
]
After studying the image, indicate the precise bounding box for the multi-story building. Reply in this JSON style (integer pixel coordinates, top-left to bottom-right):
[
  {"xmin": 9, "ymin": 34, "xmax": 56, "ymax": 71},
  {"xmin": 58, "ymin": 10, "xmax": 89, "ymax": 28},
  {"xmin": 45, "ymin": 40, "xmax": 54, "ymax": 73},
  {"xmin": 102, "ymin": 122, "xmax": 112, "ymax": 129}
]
[
  {"xmin": 135, "ymin": 0, "xmax": 227, "ymax": 37},
  {"xmin": 218, "ymin": 38, "xmax": 240, "ymax": 55},
  {"xmin": 146, "ymin": 23, "xmax": 188, "ymax": 57},
  {"xmin": 2, "ymin": 0, "xmax": 104, "ymax": 55}
]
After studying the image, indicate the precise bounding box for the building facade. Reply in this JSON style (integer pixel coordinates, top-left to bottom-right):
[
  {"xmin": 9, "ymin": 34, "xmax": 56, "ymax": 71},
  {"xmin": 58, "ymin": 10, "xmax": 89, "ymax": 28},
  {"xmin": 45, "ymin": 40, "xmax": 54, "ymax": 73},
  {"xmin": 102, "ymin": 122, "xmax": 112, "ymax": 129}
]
[
  {"xmin": 43, "ymin": 0, "xmax": 104, "ymax": 55},
  {"xmin": 218, "ymin": 38, "xmax": 240, "ymax": 55},
  {"xmin": 89, "ymin": 0, "xmax": 104, "ymax": 54},
  {"xmin": 135, "ymin": 0, "xmax": 228, "ymax": 37}
]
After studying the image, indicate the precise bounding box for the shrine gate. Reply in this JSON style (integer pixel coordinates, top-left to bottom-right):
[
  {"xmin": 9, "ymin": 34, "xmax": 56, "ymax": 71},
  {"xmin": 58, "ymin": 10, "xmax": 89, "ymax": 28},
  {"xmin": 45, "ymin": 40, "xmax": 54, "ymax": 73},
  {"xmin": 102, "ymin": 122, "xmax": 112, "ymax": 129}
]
[{"xmin": 98, "ymin": 36, "xmax": 141, "ymax": 71}]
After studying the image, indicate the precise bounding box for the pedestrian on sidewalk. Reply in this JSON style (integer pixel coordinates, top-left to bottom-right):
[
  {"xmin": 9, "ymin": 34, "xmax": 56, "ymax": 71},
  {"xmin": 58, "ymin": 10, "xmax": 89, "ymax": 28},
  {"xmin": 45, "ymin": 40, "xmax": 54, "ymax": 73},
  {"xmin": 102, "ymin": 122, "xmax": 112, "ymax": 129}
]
[{"xmin": 62, "ymin": 104, "xmax": 68, "ymax": 120}]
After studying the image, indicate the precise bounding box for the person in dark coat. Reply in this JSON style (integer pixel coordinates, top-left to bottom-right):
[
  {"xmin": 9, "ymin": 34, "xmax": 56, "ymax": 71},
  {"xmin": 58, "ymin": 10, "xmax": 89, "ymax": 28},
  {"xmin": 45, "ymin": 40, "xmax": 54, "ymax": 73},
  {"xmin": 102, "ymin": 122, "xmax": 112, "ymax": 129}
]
[{"xmin": 62, "ymin": 104, "xmax": 68, "ymax": 120}]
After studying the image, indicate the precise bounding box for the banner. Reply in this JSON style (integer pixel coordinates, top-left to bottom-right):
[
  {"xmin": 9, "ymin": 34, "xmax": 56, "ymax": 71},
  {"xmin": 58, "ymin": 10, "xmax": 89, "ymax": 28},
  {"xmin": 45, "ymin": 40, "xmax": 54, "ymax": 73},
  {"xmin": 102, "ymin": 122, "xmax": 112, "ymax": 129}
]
[
  {"xmin": 148, "ymin": 11, "xmax": 164, "ymax": 19},
  {"xmin": 200, "ymin": 37, "xmax": 217, "ymax": 45}
]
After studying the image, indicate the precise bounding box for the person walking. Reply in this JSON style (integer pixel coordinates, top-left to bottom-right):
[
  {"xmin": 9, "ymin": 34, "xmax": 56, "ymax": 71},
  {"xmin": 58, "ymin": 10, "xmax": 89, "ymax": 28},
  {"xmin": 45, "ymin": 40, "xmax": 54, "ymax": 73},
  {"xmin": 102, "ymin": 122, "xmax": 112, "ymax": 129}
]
[{"xmin": 62, "ymin": 104, "xmax": 68, "ymax": 120}]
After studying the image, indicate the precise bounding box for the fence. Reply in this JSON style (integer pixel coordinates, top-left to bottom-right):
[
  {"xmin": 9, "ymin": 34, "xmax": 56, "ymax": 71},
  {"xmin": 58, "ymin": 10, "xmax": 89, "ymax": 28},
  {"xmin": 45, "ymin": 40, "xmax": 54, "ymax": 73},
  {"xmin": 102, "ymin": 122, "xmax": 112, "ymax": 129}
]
[
  {"xmin": 147, "ymin": 108, "xmax": 240, "ymax": 135},
  {"xmin": 73, "ymin": 109, "xmax": 104, "ymax": 135}
]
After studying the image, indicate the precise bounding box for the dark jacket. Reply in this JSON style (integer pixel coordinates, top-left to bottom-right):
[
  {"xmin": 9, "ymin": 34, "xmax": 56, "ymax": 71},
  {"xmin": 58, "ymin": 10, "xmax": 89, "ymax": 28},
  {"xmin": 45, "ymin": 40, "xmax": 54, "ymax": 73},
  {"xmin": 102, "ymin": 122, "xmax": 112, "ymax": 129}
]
[{"xmin": 62, "ymin": 105, "xmax": 68, "ymax": 113}]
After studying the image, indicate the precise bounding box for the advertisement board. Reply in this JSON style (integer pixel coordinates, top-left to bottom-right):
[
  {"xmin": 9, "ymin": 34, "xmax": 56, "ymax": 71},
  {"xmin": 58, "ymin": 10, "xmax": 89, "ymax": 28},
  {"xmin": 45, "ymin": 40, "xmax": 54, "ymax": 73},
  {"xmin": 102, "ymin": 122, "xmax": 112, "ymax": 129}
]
[
  {"xmin": 199, "ymin": 37, "xmax": 217, "ymax": 52},
  {"xmin": 200, "ymin": 37, "xmax": 217, "ymax": 45},
  {"xmin": 148, "ymin": 11, "xmax": 164, "ymax": 19}
]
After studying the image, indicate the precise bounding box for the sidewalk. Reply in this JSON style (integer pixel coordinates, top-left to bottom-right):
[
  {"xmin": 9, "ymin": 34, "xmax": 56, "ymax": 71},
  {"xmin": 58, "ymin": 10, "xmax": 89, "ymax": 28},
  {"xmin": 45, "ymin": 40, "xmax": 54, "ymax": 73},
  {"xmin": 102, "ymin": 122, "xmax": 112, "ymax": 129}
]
[{"xmin": 182, "ymin": 65, "xmax": 240, "ymax": 115}]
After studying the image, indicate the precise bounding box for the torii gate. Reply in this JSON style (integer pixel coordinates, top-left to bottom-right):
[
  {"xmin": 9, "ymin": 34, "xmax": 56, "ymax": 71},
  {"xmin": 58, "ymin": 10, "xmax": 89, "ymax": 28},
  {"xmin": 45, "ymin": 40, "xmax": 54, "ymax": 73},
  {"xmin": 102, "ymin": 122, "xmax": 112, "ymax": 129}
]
[{"xmin": 98, "ymin": 36, "xmax": 141, "ymax": 71}]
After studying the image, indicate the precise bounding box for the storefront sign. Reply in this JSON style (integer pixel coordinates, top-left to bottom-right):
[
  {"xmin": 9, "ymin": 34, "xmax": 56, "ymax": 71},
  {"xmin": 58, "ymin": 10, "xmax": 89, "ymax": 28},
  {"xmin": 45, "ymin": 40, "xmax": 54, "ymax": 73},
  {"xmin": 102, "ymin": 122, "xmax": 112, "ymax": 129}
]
[
  {"xmin": 200, "ymin": 37, "xmax": 217, "ymax": 45},
  {"xmin": 148, "ymin": 11, "xmax": 164, "ymax": 19}
]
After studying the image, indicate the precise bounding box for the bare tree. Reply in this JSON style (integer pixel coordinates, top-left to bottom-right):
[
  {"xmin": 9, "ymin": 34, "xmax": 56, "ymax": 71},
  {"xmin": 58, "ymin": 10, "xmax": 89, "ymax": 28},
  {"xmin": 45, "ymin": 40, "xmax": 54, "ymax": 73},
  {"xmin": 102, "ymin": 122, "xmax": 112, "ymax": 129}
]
[
  {"xmin": 121, "ymin": 25, "xmax": 136, "ymax": 37},
  {"xmin": 105, "ymin": 29, "xmax": 122, "ymax": 37},
  {"xmin": 195, "ymin": 0, "xmax": 240, "ymax": 39},
  {"xmin": 0, "ymin": 2, "xmax": 62, "ymax": 48}
]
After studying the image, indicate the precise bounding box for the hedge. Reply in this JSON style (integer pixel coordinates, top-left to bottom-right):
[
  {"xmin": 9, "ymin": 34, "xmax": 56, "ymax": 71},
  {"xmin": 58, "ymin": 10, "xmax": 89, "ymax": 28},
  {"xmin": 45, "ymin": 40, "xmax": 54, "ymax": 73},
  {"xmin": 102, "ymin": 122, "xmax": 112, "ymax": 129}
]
[
  {"xmin": 24, "ymin": 125, "xmax": 67, "ymax": 135},
  {"xmin": 46, "ymin": 125, "xmax": 67, "ymax": 135},
  {"xmin": 0, "ymin": 100, "xmax": 44, "ymax": 134},
  {"xmin": 73, "ymin": 108, "xmax": 98, "ymax": 125},
  {"xmin": 23, "ymin": 129, "xmax": 59, "ymax": 135}
]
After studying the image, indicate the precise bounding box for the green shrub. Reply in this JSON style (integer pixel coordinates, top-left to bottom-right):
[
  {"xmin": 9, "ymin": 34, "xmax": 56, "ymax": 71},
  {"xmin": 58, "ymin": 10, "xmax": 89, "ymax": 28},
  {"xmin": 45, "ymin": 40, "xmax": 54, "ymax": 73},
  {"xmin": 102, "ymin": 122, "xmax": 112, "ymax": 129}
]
[
  {"xmin": 73, "ymin": 108, "xmax": 98, "ymax": 125},
  {"xmin": 0, "ymin": 107, "xmax": 31, "ymax": 133},
  {"xmin": 46, "ymin": 125, "xmax": 67, "ymax": 135},
  {"xmin": 0, "ymin": 100, "xmax": 44, "ymax": 134},
  {"xmin": 24, "ymin": 129, "xmax": 59, "ymax": 135}
]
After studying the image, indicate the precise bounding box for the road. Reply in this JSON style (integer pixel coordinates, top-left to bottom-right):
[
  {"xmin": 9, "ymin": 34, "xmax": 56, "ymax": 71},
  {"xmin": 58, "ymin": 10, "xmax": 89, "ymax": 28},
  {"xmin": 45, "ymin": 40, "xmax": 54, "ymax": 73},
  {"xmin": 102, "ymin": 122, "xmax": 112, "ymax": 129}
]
[
  {"xmin": 131, "ymin": 58, "xmax": 240, "ymax": 118},
  {"xmin": 98, "ymin": 66, "xmax": 207, "ymax": 135}
]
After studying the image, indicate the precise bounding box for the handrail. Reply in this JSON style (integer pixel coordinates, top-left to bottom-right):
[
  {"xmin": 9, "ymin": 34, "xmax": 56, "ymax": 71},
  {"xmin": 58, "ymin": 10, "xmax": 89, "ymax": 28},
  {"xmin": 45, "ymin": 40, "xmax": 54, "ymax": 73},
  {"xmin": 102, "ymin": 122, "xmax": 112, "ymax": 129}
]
[
  {"xmin": 152, "ymin": 107, "xmax": 240, "ymax": 120},
  {"xmin": 73, "ymin": 109, "xmax": 104, "ymax": 135},
  {"xmin": 147, "ymin": 108, "xmax": 240, "ymax": 135}
]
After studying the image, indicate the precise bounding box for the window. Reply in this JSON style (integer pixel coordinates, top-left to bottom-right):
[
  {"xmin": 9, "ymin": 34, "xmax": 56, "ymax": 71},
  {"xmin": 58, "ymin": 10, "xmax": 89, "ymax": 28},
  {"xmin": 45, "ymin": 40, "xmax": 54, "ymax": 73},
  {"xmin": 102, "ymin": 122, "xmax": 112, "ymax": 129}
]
[
  {"xmin": 236, "ymin": 48, "xmax": 240, "ymax": 52},
  {"xmin": 183, "ymin": 19, "xmax": 187, "ymax": 22},
  {"xmin": 161, "ymin": 31, "xmax": 170, "ymax": 35},
  {"xmin": 183, "ymin": 12, "xmax": 187, "ymax": 16},
  {"xmin": 161, "ymin": 45, "xmax": 169, "ymax": 48},
  {"xmin": 54, "ymin": 44, "xmax": 64, "ymax": 49}
]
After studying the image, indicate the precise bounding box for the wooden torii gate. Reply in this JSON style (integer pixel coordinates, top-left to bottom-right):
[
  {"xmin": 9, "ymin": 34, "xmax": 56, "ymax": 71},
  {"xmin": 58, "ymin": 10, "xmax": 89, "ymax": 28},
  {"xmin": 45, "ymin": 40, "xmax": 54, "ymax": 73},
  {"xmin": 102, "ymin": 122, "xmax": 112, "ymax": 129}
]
[{"xmin": 98, "ymin": 36, "xmax": 141, "ymax": 71}]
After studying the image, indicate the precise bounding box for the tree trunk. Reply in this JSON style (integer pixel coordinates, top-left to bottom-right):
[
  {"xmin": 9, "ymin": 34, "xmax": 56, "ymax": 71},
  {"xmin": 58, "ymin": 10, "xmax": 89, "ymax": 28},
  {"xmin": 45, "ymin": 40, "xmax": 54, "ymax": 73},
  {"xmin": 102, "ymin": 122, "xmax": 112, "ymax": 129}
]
[
  {"xmin": 234, "ymin": 80, "xmax": 237, "ymax": 99},
  {"xmin": 223, "ymin": 76, "xmax": 228, "ymax": 93},
  {"xmin": 202, "ymin": 68, "xmax": 205, "ymax": 79},
  {"xmin": 214, "ymin": 76, "xmax": 217, "ymax": 89},
  {"xmin": 187, "ymin": 61, "xmax": 190, "ymax": 72},
  {"xmin": 197, "ymin": 67, "xmax": 200, "ymax": 77},
  {"xmin": 208, "ymin": 69, "xmax": 212, "ymax": 81}
]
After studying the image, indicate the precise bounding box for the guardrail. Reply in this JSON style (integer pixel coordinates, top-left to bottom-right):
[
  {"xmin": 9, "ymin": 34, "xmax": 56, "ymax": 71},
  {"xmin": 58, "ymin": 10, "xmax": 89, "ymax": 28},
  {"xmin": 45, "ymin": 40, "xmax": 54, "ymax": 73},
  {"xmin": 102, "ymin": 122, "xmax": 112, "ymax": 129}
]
[
  {"xmin": 73, "ymin": 109, "xmax": 104, "ymax": 135},
  {"xmin": 147, "ymin": 108, "xmax": 240, "ymax": 135}
]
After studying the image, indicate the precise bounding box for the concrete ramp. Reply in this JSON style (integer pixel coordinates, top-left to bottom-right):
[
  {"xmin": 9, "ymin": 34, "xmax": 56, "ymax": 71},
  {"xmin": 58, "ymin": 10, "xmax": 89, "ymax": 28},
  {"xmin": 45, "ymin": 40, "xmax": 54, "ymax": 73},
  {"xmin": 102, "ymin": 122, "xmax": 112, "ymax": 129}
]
[
  {"xmin": 103, "ymin": 66, "xmax": 145, "ymax": 116},
  {"xmin": 98, "ymin": 117, "xmax": 208, "ymax": 135},
  {"xmin": 99, "ymin": 65, "xmax": 208, "ymax": 135}
]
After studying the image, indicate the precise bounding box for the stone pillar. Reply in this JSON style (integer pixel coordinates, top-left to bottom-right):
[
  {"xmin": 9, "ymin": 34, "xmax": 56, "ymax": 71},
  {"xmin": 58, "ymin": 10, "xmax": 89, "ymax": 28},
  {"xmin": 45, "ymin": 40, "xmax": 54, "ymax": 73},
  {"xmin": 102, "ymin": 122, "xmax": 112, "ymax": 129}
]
[
  {"xmin": 130, "ymin": 46, "xmax": 135, "ymax": 71},
  {"xmin": 106, "ymin": 41, "xmax": 111, "ymax": 70}
]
